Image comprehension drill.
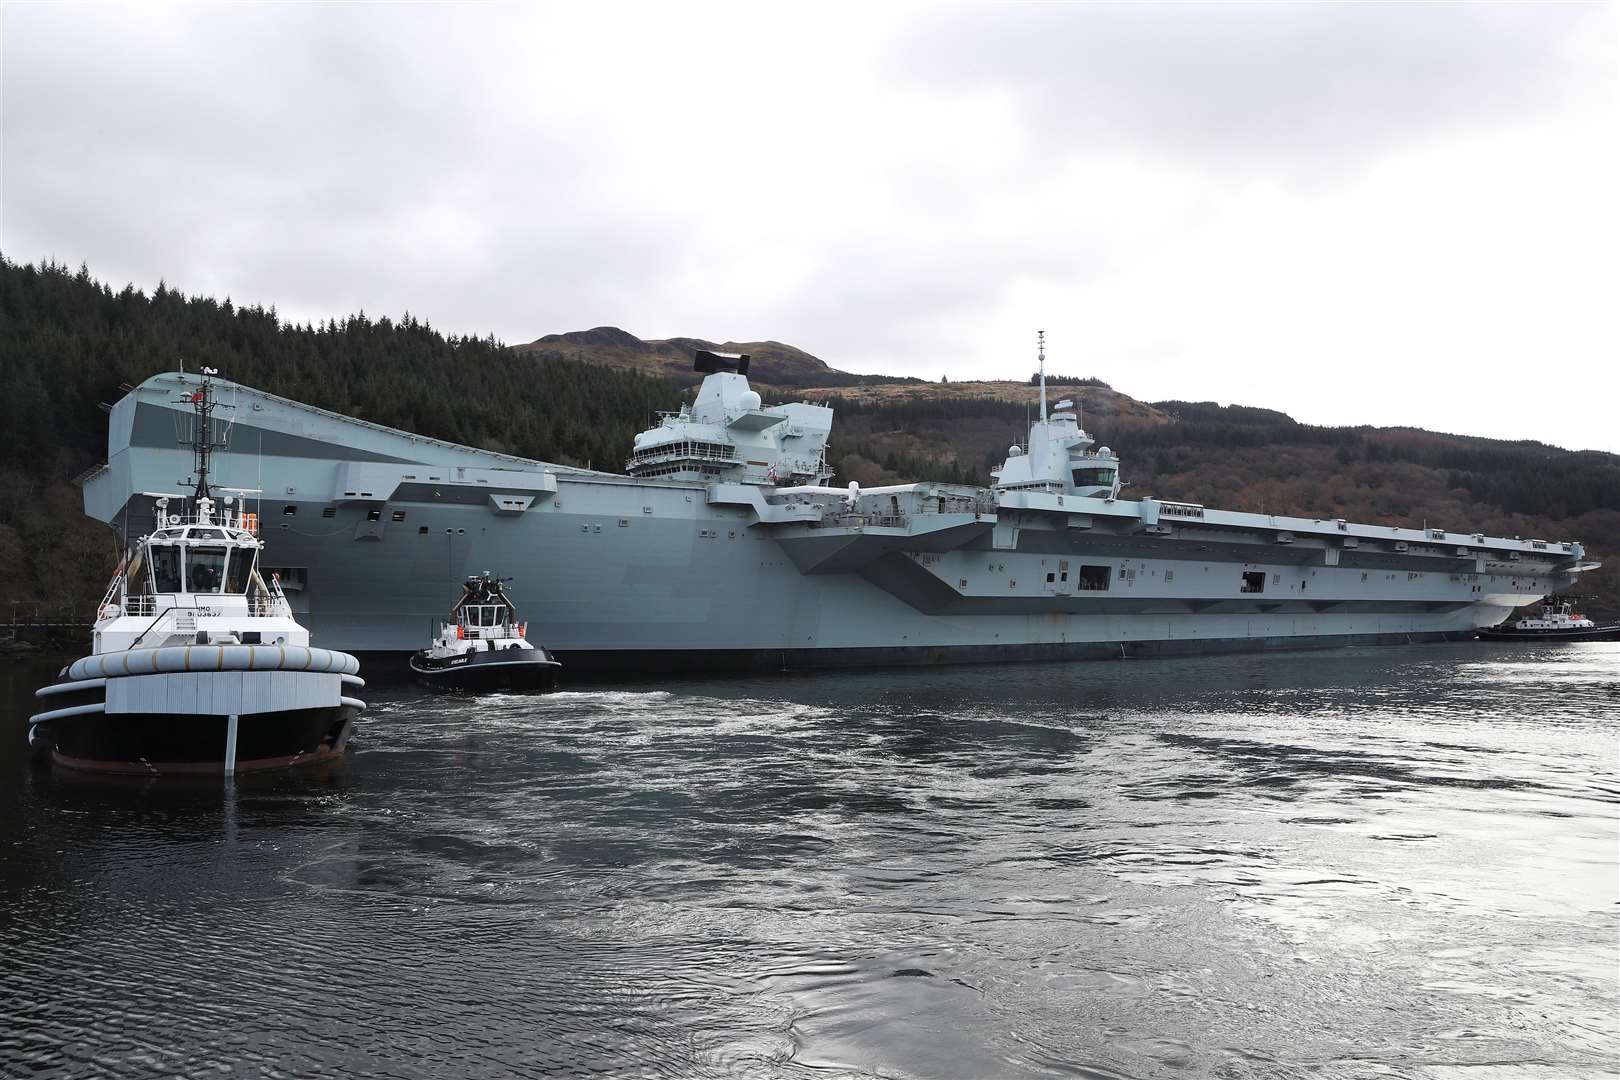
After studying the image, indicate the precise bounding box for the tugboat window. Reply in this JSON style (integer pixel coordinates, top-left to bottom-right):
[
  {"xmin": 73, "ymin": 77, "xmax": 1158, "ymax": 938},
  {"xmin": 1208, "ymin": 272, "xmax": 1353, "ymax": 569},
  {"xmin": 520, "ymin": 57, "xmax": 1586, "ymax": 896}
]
[
  {"xmin": 187, "ymin": 546, "xmax": 229, "ymax": 593},
  {"xmin": 225, "ymin": 550, "xmax": 252, "ymax": 593},
  {"xmin": 151, "ymin": 546, "xmax": 183, "ymax": 593}
]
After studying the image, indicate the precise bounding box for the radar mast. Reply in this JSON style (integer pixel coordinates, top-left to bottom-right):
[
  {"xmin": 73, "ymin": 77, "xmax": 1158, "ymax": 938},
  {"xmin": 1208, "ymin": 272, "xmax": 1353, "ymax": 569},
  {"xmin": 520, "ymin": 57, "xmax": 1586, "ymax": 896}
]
[
  {"xmin": 175, "ymin": 367, "xmax": 231, "ymax": 500},
  {"xmin": 1037, "ymin": 329, "xmax": 1047, "ymax": 425}
]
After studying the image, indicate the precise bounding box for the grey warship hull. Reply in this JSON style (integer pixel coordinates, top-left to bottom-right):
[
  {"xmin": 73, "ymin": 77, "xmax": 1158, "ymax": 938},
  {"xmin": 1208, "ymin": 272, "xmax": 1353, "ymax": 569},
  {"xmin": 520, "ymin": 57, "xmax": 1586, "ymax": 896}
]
[{"xmin": 82, "ymin": 372, "xmax": 1593, "ymax": 670}]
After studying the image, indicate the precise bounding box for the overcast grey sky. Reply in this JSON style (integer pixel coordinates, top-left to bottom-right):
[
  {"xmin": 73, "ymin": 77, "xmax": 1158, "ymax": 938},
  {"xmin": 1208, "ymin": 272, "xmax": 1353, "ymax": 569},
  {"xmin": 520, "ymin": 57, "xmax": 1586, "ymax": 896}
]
[{"xmin": 3, "ymin": 2, "xmax": 1616, "ymax": 450}]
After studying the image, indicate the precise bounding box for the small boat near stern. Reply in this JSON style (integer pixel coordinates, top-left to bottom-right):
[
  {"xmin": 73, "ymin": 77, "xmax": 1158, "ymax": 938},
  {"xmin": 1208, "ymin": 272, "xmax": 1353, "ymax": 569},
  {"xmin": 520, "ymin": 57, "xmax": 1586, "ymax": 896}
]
[
  {"xmin": 409, "ymin": 573, "xmax": 562, "ymax": 692},
  {"xmin": 1476, "ymin": 599, "xmax": 1620, "ymax": 642}
]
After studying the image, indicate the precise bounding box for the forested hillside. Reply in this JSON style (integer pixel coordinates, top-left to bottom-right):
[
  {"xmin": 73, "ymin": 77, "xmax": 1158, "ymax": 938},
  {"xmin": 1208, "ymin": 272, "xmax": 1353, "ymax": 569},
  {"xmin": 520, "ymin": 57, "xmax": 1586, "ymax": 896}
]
[
  {"xmin": 2, "ymin": 254, "xmax": 1614, "ymax": 621},
  {"xmin": 0, "ymin": 256, "xmax": 677, "ymax": 610}
]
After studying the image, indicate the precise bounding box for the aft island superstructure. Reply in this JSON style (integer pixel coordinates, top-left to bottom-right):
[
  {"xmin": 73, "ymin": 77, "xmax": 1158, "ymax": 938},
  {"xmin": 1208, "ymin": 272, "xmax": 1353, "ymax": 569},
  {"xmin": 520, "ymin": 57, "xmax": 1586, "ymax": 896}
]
[{"xmin": 81, "ymin": 346, "xmax": 1597, "ymax": 673}]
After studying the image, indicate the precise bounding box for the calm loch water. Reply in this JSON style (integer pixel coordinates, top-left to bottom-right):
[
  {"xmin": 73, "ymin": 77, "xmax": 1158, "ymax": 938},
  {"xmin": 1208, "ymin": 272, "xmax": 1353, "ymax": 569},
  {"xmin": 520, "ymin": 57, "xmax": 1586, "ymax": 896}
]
[{"xmin": 2, "ymin": 643, "xmax": 1617, "ymax": 1078}]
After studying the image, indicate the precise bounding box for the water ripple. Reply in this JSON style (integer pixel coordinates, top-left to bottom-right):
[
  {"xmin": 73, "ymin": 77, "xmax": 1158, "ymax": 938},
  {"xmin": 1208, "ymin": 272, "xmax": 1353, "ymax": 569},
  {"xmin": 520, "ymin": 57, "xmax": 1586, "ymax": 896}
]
[{"xmin": 2, "ymin": 643, "xmax": 1617, "ymax": 1078}]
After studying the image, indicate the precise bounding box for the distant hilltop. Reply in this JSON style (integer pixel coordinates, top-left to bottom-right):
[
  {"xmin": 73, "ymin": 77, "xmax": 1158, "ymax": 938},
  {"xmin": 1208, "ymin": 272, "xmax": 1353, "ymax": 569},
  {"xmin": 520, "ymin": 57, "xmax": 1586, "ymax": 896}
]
[
  {"xmin": 512, "ymin": 326, "xmax": 860, "ymax": 387},
  {"xmin": 510, "ymin": 325, "xmax": 1167, "ymax": 428}
]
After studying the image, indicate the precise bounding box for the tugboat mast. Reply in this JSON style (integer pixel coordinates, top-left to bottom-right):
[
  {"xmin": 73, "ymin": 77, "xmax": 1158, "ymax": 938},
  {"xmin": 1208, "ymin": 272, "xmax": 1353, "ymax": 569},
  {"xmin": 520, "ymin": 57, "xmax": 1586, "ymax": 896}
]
[{"xmin": 178, "ymin": 368, "xmax": 228, "ymax": 500}]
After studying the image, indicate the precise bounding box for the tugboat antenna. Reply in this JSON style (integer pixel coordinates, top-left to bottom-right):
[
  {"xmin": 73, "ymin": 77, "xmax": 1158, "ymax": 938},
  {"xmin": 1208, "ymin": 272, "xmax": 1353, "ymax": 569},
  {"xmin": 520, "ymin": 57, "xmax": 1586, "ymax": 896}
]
[
  {"xmin": 177, "ymin": 369, "xmax": 229, "ymax": 500},
  {"xmin": 1037, "ymin": 330, "xmax": 1047, "ymax": 425}
]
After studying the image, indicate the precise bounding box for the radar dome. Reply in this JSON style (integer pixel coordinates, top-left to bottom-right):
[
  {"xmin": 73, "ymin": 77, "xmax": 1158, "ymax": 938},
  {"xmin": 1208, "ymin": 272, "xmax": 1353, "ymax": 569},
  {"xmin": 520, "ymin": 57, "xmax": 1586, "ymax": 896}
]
[
  {"xmin": 1008, "ymin": 444, "xmax": 1024, "ymax": 457},
  {"xmin": 1098, "ymin": 446, "xmax": 1113, "ymax": 457},
  {"xmin": 737, "ymin": 389, "xmax": 762, "ymax": 411}
]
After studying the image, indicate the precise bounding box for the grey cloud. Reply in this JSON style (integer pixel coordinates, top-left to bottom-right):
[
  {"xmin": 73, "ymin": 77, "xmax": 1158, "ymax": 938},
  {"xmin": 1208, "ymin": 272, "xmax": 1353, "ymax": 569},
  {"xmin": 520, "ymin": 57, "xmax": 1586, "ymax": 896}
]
[
  {"xmin": 3, "ymin": 3, "xmax": 1614, "ymax": 451},
  {"xmin": 2, "ymin": 4, "xmax": 642, "ymax": 336},
  {"xmin": 896, "ymin": 3, "xmax": 1600, "ymax": 175}
]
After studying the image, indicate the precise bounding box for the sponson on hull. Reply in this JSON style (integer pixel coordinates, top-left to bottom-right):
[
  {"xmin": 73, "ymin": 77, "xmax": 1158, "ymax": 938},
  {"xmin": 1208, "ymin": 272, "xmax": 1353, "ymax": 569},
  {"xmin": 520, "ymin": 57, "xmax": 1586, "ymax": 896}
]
[
  {"xmin": 409, "ymin": 573, "xmax": 562, "ymax": 692},
  {"xmin": 31, "ymin": 371, "xmax": 365, "ymax": 776},
  {"xmin": 79, "ymin": 339, "xmax": 1600, "ymax": 674}
]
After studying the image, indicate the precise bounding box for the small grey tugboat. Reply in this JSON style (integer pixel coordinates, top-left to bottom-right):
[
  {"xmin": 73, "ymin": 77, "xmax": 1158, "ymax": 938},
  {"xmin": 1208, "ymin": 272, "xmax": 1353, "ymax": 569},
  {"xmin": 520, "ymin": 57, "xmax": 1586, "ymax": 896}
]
[
  {"xmin": 1476, "ymin": 599, "xmax": 1620, "ymax": 642},
  {"xmin": 28, "ymin": 371, "xmax": 365, "ymax": 776},
  {"xmin": 409, "ymin": 574, "xmax": 561, "ymax": 692}
]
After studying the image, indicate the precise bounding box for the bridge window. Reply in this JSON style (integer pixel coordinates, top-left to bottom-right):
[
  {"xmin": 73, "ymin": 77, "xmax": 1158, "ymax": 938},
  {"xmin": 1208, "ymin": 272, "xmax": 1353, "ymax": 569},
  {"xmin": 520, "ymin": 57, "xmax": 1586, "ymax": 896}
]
[
  {"xmin": 1072, "ymin": 468, "xmax": 1116, "ymax": 487},
  {"xmin": 224, "ymin": 550, "xmax": 252, "ymax": 594},
  {"xmin": 187, "ymin": 546, "xmax": 228, "ymax": 593},
  {"xmin": 151, "ymin": 546, "xmax": 183, "ymax": 593},
  {"xmin": 1078, "ymin": 565, "xmax": 1111, "ymax": 591},
  {"xmin": 1241, "ymin": 571, "xmax": 1266, "ymax": 593}
]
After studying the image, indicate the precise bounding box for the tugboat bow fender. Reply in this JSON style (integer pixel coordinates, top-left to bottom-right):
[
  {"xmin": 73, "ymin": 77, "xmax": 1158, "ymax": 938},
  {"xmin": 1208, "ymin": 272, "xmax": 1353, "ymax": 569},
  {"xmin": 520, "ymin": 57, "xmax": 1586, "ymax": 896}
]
[
  {"xmin": 65, "ymin": 645, "xmax": 361, "ymax": 681},
  {"xmin": 28, "ymin": 701, "xmax": 108, "ymax": 726},
  {"xmin": 34, "ymin": 677, "xmax": 108, "ymax": 698}
]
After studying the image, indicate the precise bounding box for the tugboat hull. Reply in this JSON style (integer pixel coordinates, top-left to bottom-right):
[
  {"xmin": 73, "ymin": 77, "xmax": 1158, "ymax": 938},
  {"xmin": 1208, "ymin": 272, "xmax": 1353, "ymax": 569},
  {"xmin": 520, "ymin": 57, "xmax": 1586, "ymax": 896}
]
[
  {"xmin": 41, "ymin": 703, "xmax": 361, "ymax": 775},
  {"xmin": 409, "ymin": 650, "xmax": 562, "ymax": 693},
  {"xmin": 30, "ymin": 646, "xmax": 366, "ymax": 777},
  {"xmin": 1476, "ymin": 625, "xmax": 1620, "ymax": 642}
]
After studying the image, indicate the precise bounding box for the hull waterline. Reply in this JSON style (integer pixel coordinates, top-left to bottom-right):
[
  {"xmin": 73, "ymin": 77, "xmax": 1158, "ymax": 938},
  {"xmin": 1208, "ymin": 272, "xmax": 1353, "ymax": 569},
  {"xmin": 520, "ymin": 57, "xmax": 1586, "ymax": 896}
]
[{"xmin": 409, "ymin": 652, "xmax": 562, "ymax": 692}]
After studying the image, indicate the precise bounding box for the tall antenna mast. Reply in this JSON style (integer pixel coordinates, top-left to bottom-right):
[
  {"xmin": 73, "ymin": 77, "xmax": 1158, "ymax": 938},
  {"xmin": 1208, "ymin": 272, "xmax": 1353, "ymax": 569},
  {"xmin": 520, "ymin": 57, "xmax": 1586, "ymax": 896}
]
[
  {"xmin": 1037, "ymin": 329, "xmax": 1047, "ymax": 425},
  {"xmin": 176, "ymin": 369, "xmax": 229, "ymax": 499}
]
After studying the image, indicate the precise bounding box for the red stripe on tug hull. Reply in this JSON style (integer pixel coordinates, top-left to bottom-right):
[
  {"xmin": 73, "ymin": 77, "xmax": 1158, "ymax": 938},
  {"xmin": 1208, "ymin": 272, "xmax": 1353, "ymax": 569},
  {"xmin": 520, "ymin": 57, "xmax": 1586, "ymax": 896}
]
[
  {"xmin": 43, "ymin": 704, "xmax": 361, "ymax": 775},
  {"xmin": 52, "ymin": 741, "xmax": 346, "ymax": 776}
]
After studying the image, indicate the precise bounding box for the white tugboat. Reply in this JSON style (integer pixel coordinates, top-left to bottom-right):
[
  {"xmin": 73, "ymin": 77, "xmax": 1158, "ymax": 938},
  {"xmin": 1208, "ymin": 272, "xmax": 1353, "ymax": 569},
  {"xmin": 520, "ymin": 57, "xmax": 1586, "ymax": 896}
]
[
  {"xmin": 409, "ymin": 573, "xmax": 562, "ymax": 692},
  {"xmin": 1476, "ymin": 599, "xmax": 1620, "ymax": 642},
  {"xmin": 28, "ymin": 371, "xmax": 365, "ymax": 776}
]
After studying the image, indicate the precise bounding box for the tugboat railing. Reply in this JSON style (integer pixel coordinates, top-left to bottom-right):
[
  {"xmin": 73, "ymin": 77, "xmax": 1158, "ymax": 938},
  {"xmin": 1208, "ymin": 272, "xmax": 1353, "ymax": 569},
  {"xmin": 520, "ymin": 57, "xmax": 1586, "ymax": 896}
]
[
  {"xmin": 129, "ymin": 606, "xmax": 177, "ymax": 649},
  {"xmin": 96, "ymin": 571, "xmax": 128, "ymax": 620}
]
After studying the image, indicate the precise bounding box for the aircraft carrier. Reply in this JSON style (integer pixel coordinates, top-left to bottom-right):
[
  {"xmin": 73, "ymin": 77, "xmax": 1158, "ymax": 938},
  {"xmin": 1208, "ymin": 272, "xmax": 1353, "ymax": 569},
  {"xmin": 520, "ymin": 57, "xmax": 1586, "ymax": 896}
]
[{"xmin": 80, "ymin": 346, "xmax": 1596, "ymax": 674}]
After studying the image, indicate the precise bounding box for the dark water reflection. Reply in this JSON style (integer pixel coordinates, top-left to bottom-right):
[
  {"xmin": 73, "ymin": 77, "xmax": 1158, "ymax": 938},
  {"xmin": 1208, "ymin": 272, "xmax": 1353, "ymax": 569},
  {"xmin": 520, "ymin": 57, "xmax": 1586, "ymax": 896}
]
[{"xmin": 2, "ymin": 644, "xmax": 1617, "ymax": 1078}]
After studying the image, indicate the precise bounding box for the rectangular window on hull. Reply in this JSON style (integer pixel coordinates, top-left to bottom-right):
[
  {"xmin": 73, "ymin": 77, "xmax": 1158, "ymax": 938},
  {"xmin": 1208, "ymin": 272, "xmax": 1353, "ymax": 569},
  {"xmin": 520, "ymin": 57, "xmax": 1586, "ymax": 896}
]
[
  {"xmin": 1242, "ymin": 571, "xmax": 1266, "ymax": 594},
  {"xmin": 1078, "ymin": 565, "xmax": 1111, "ymax": 591},
  {"xmin": 263, "ymin": 567, "xmax": 307, "ymax": 593}
]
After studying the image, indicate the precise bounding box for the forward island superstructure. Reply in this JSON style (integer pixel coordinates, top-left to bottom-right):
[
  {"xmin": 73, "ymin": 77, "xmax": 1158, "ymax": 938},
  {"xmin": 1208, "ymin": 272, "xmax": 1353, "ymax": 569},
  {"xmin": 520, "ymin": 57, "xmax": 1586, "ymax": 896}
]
[{"xmin": 81, "ymin": 345, "xmax": 1597, "ymax": 673}]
